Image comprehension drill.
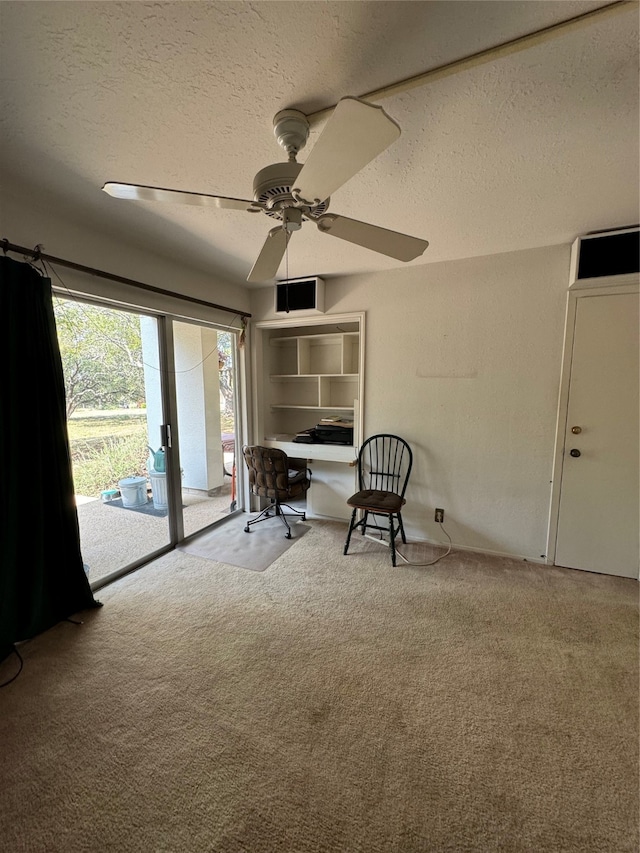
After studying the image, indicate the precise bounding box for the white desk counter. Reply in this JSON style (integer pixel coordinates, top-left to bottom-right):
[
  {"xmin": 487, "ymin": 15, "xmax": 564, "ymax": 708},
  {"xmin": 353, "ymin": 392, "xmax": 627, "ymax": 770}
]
[{"xmin": 262, "ymin": 437, "xmax": 356, "ymax": 520}]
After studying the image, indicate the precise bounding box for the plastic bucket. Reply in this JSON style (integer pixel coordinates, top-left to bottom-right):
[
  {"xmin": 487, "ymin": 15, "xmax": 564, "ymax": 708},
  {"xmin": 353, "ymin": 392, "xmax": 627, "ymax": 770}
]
[
  {"xmin": 149, "ymin": 470, "xmax": 168, "ymax": 510},
  {"xmin": 118, "ymin": 476, "xmax": 147, "ymax": 508}
]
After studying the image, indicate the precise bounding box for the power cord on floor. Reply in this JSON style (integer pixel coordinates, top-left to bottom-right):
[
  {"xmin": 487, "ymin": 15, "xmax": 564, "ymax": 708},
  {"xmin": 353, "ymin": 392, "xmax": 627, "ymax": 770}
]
[
  {"xmin": 396, "ymin": 521, "xmax": 452, "ymax": 566},
  {"xmin": 0, "ymin": 646, "xmax": 24, "ymax": 688},
  {"xmin": 0, "ymin": 619, "xmax": 86, "ymax": 688},
  {"xmin": 364, "ymin": 521, "xmax": 453, "ymax": 566}
]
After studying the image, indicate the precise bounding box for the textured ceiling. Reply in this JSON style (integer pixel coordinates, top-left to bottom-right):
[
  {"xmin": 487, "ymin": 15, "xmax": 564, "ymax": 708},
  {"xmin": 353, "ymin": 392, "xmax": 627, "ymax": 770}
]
[{"xmin": 1, "ymin": 1, "xmax": 638, "ymax": 287}]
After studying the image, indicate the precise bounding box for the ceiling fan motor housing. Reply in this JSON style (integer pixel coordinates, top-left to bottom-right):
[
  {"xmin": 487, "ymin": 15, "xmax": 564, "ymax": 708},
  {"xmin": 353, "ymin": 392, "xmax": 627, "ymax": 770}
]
[{"xmin": 252, "ymin": 161, "xmax": 329, "ymax": 219}]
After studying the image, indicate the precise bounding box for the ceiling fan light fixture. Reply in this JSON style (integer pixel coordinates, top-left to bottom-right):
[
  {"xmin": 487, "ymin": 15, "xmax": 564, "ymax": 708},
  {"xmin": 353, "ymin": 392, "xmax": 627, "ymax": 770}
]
[{"xmin": 283, "ymin": 208, "xmax": 303, "ymax": 233}]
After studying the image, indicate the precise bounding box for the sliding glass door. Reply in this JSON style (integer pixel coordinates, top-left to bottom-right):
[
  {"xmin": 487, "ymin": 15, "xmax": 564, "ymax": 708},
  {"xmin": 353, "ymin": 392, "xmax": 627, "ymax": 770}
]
[{"xmin": 55, "ymin": 297, "xmax": 242, "ymax": 586}]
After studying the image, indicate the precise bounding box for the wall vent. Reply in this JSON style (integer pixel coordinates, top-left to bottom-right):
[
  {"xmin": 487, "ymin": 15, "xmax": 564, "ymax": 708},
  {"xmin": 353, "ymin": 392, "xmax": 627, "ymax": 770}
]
[
  {"xmin": 275, "ymin": 277, "xmax": 325, "ymax": 315},
  {"xmin": 570, "ymin": 225, "xmax": 639, "ymax": 285}
]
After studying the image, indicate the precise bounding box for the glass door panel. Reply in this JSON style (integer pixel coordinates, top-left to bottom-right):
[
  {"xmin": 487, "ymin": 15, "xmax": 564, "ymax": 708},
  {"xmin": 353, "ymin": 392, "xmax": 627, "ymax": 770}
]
[
  {"xmin": 172, "ymin": 319, "xmax": 239, "ymax": 539},
  {"xmin": 55, "ymin": 297, "xmax": 171, "ymax": 585}
]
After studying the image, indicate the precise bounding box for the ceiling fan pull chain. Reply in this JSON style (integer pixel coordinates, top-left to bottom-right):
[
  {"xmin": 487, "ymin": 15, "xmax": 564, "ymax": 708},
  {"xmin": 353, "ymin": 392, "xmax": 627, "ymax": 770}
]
[{"xmin": 284, "ymin": 238, "xmax": 290, "ymax": 313}]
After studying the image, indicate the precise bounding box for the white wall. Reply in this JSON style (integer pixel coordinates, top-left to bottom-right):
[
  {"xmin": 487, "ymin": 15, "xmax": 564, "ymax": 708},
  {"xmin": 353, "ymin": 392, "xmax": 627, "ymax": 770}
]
[
  {"xmin": 173, "ymin": 323, "xmax": 224, "ymax": 492},
  {"xmin": 250, "ymin": 245, "xmax": 571, "ymax": 561},
  {"xmin": 3, "ymin": 177, "xmax": 572, "ymax": 561},
  {"xmin": 140, "ymin": 315, "xmax": 163, "ymax": 451},
  {"xmin": 0, "ymin": 178, "xmax": 250, "ymax": 324}
]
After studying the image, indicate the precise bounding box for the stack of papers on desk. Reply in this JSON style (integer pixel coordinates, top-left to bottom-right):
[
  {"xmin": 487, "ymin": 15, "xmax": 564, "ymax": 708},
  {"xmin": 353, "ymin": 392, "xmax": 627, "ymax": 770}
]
[{"xmin": 318, "ymin": 416, "xmax": 354, "ymax": 428}]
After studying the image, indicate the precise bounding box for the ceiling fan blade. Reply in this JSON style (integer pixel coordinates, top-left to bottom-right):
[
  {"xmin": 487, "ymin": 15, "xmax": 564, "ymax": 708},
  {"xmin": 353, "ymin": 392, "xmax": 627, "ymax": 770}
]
[
  {"xmin": 313, "ymin": 214, "xmax": 429, "ymax": 262},
  {"xmin": 294, "ymin": 97, "xmax": 400, "ymax": 205},
  {"xmin": 247, "ymin": 227, "xmax": 290, "ymax": 283},
  {"xmin": 102, "ymin": 182, "xmax": 261, "ymax": 211}
]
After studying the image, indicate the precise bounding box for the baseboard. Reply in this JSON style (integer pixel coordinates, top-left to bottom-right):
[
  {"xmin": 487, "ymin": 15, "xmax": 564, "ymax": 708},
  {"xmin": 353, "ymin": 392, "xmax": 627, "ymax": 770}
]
[
  {"xmin": 405, "ymin": 533, "xmax": 548, "ymax": 566},
  {"xmin": 346, "ymin": 519, "xmax": 548, "ymax": 566}
]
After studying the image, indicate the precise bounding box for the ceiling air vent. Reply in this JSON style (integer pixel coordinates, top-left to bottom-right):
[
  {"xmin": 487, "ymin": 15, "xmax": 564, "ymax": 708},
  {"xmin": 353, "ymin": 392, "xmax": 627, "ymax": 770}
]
[
  {"xmin": 275, "ymin": 277, "xmax": 325, "ymax": 315},
  {"xmin": 570, "ymin": 225, "xmax": 639, "ymax": 286}
]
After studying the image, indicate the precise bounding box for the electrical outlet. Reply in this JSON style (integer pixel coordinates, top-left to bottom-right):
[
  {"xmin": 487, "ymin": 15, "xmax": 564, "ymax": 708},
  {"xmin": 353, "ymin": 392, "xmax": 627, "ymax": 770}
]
[{"xmin": 435, "ymin": 508, "xmax": 445, "ymax": 523}]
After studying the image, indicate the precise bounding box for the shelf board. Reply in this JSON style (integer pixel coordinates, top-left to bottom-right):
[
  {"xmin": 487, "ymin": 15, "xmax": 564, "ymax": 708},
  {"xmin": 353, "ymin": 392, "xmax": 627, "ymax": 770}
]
[
  {"xmin": 270, "ymin": 333, "xmax": 356, "ymax": 345},
  {"xmin": 271, "ymin": 405, "xmax": 354, "ymax": 411},
  {"xmin": 270, "ymin": 373, "xmax": 358, "ymax": 379}
]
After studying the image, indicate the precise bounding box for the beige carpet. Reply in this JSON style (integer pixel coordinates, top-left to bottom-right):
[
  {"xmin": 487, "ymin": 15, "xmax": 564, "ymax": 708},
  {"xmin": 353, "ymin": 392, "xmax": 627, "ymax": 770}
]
[{"xmin": 1, "ymin": 520, "xmax": 637, "ymax": 852}]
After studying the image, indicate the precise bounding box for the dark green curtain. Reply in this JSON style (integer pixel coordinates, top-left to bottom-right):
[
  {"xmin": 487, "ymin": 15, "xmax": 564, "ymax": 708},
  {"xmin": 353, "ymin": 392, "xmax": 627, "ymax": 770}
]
[{"xmin": 0, "ymin": 256, "xmax": 100, "ymax": 664}]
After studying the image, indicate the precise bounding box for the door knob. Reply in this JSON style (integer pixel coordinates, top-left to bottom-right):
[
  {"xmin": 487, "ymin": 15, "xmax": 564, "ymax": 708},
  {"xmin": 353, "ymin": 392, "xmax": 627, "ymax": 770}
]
[
  {"xmin": 569, "ymin": 448, "xmax": 581, "ymax": 457},
  {"xmin": 571, "ymin": 426, "xmax": 582, "ymax": 434}
]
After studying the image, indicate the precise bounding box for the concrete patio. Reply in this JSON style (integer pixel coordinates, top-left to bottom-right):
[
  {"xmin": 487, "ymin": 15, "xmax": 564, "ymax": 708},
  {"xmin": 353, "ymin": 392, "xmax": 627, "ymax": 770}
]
[{"xmin": 76, "ymin": 478, "xmax": 237, "ymax": 585}]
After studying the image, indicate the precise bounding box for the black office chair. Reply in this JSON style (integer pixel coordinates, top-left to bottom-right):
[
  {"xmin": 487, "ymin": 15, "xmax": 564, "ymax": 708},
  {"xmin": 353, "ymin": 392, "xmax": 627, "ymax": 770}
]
[
  {"xmin": 344, "ymin": 434, "xmax": 413, "ymax": 566},
  {"xmin": 242, "ymin": 445, "xmax": 311, "ymax": 538}
]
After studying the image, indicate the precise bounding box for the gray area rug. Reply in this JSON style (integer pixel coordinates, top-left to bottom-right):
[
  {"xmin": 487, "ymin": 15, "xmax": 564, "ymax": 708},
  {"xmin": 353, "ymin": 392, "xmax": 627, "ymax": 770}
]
[{"xmin": 178, "ymin": 515, "xmax": 310, "ymax": 571}]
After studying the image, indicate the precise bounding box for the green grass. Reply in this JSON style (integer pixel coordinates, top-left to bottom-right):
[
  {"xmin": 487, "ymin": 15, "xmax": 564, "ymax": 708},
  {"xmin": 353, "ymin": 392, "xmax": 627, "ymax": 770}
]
[
  {"xmin": 68, "ymin": 410, "xmax": 235, "ymax": 497},
  {"xmin": 71, "ymin": 433, "xmax": 149, "ymax": 496},
  {"xmin": 220, "ymin": 413, "xmax": 234, "ymax": 433},
  {"xmin": 67, "ymin": 413, "xmax": 147, "ymax": 441}
]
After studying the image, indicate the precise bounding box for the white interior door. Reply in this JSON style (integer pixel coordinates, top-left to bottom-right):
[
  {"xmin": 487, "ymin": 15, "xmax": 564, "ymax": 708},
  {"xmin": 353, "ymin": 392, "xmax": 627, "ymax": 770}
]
[{"xmin": 554, "ymin": 291, "xmax": 639, "ymax": 578}]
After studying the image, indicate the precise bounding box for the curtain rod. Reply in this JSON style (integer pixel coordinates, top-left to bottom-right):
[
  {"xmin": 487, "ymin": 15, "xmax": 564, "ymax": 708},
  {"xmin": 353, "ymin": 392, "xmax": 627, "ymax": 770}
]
[{"xmin": 1, "ymin": 239, "xmax": 251, "ymax": 320}]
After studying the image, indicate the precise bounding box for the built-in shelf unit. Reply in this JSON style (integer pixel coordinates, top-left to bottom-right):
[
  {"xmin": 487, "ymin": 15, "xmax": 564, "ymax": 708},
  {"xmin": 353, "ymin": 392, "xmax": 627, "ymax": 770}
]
[
  {"xmin": 251, "ymin": 314, "xmax": 365, "ymax": 504},
  {"xmin": 270, "ymin": 332, "xmax": 359, "ymax": 408}
]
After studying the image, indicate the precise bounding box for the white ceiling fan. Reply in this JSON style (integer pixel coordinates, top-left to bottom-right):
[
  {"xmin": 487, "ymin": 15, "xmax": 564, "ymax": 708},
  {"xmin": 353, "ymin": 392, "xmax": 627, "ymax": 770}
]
[{"xmin": 102, "ymin": 97, "xmax": 429, "ymax": 282}]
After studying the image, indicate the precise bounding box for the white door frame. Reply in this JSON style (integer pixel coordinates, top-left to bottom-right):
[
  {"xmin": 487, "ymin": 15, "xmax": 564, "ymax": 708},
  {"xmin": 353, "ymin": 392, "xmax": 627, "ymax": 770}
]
[{"xmin": 546, "ymin": 274, "xmax": 639, "ymax": 565}]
